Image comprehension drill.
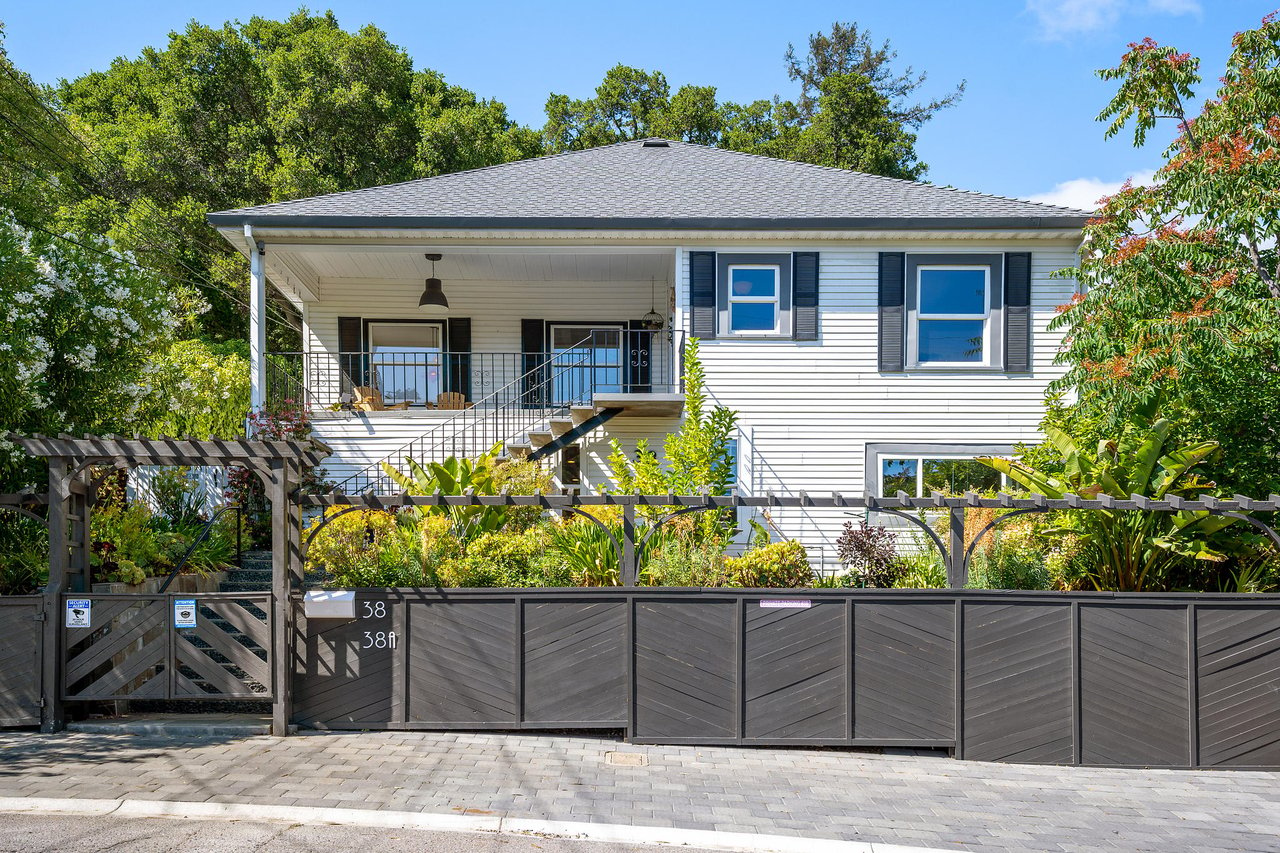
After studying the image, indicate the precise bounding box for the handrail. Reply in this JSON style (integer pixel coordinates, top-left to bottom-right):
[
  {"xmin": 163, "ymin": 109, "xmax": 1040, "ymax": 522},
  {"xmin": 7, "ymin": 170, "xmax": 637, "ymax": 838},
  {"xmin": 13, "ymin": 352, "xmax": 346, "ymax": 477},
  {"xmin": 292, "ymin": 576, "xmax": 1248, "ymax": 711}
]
[
  {"xmin": 334, "ymin": 334, "xmax": 604, "ymax": 494},
  {"xmin": 156, "ymin": 504, "xmax": 243, "ymax": 594}
]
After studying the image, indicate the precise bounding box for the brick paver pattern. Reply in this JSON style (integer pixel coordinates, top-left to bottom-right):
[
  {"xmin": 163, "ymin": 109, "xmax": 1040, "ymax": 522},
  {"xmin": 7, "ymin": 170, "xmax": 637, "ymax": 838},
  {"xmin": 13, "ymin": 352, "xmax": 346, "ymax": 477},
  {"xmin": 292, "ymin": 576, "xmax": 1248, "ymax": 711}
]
[{"xmin": 1, "ymin": 730, "xmax": 1277, "ymax": 852}]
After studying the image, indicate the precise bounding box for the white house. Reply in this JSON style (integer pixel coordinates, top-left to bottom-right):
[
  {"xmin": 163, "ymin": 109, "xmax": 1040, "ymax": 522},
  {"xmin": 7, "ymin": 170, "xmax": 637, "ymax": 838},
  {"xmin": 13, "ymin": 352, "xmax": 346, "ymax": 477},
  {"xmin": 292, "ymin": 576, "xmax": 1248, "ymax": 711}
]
[{"xmin": 209, "ymin": 138, "xmax": 1087, "ymax": 564}]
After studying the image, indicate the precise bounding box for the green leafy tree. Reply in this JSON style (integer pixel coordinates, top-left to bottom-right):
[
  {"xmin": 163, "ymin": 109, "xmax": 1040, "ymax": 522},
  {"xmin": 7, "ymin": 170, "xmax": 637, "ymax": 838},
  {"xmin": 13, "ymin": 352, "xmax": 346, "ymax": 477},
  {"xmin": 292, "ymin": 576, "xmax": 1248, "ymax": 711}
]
[
  {"xmin": 542, "ymin": 22, "xmax": 959, "ymax": 179},
  {"xmin": 56, "ymin": 10, "xmax": 538, "ymax": 343},
  {"xmin": 1046, "ymin": 16, "xmax": 1280, "ymax": 497},
  {"xmin": 607, "ymin": 338, "xmax": 738, "ymax": 534}
]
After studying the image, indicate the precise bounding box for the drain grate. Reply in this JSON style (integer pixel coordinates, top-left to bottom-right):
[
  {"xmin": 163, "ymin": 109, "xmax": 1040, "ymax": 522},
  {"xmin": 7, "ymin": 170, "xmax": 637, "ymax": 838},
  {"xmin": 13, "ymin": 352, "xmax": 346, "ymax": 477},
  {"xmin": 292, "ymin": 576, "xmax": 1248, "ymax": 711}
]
[{"xmin": 604, "ymin": 751, "xmax": 649, "ymax": 767}]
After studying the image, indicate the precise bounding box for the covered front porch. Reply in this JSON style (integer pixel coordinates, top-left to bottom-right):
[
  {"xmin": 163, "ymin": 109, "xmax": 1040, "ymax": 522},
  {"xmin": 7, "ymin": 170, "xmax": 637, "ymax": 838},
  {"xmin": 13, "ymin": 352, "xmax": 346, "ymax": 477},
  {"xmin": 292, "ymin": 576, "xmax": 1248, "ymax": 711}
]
[{"xmin": 245, "ymin": 243, "xmax": 686, "ymax": 418}]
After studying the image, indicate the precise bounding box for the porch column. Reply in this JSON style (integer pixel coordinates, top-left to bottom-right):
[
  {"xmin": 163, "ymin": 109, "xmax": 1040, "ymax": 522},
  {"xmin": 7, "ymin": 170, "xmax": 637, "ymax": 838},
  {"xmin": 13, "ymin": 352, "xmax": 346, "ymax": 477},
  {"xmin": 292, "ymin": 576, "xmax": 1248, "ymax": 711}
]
[{"xmin": 248, "ymin": 233, "xmax": 267, "ymax": 418}]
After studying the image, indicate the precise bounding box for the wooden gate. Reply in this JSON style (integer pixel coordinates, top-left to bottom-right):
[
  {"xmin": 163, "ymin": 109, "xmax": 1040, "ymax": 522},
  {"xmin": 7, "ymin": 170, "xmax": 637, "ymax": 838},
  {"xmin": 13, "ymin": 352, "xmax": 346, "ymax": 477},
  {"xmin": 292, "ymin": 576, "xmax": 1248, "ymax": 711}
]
[
  {"xmin": 62, "ymin": 593, "xmax": 273, "ymax": 700},
  {"xmin": 0, "ymin": 596, "xmax": 43, "ymax": 726}
]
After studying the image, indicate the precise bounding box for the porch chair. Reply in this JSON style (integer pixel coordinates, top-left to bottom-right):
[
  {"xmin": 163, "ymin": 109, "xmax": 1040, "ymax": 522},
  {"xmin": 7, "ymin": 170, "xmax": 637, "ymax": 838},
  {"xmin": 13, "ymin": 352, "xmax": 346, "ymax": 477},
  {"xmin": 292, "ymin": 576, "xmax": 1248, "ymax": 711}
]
[
  {"xmin": 435, "ymin": 391, "xmax": 473, "ymax": 410},
  {"xmin": 352, "ymin": 385, "xmax": 411, "ymax": 411}
]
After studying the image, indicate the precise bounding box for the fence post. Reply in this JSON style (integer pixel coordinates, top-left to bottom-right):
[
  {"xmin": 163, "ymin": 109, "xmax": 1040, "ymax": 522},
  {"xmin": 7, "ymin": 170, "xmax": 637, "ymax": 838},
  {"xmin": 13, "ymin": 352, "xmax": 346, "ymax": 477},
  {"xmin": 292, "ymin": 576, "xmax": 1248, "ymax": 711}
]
[
  {"xmin": 947, "ymin": 505, "xmax": 966, "ymax": 588},
  {"xmin": 622, "ymin": 501, "xmax": 637, "ymax": 586},
  {"xmin": 269, "ymin": 458, "xmax": 294, "ymax": 736}
]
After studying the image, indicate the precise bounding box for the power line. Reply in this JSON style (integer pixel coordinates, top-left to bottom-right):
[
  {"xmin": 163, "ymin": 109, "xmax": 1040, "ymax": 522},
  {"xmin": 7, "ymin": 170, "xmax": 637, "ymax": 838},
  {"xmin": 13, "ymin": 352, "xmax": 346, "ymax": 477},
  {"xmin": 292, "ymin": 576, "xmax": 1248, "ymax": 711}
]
[{"xmin": 0, "ymin": 66, "xmax": 297, "ymax": 326}]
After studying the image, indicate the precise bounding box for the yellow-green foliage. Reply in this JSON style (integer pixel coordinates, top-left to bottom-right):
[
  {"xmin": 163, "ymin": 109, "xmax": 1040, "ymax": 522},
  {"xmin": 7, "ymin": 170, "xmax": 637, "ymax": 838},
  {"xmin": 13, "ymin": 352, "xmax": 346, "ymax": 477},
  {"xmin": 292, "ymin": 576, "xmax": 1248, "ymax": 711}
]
[
  {"xmin": 305, "ymin": 509, "xmax": 430, "ymax": 587},
  {"xmin": 438, "ymin": 525, "xmax": 570, "ymax": 588},
  {"xmin": 726, "ymin": 540, "xmax": 813, "ymax": 588}
]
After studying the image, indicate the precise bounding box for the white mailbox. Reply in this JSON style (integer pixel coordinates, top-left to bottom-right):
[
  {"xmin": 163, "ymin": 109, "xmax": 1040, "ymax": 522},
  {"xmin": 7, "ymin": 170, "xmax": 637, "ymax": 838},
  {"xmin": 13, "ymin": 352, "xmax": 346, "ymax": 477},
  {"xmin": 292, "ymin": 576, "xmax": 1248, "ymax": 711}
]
[{"xmin": 303, "ymin": 590, "xmax": 356, "ymax": 620}]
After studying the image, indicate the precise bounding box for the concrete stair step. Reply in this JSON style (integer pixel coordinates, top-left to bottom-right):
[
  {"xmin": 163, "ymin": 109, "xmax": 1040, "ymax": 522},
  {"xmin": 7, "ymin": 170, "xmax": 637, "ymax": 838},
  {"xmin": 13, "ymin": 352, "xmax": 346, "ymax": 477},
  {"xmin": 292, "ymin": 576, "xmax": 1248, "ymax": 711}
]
[
  {"xmin": 570, "ymin": 405, "xmax": 599, "ymax": 425},
  {"xmin": 68, "ymin": 713, "xmax": 271, "ymax": 737},
  {"xmin": 548, "ymin": 417, "xmax": 574, "ymax": 436},
  {"xmin": 526, "ymin": 429, "xmax": 553, "ymax": 448}
]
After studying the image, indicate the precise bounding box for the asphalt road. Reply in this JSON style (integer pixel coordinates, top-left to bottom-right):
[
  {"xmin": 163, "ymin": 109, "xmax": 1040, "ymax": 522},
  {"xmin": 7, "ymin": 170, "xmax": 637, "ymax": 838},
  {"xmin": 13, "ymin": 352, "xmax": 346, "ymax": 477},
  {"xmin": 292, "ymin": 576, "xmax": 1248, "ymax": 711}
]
[{"xmin": 0, "ymin": 812, "xmax": 724, "ymax": 853}]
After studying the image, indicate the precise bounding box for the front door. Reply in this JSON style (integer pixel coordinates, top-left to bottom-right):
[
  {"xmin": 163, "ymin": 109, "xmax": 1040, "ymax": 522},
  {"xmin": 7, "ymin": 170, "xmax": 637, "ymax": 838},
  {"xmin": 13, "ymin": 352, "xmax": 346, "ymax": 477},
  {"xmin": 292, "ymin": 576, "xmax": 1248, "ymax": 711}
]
[{"xmin": 367, "ymin": 322, "xmax": 444, "ymax": 407}]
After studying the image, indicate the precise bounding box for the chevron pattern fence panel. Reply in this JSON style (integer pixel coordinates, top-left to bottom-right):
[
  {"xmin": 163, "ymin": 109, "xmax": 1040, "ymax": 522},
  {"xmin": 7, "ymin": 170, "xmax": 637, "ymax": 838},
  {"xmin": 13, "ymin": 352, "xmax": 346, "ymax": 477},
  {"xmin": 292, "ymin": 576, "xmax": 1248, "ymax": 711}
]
[
  {"xmin": 633, "ymin": 600, "xmax": 738, "ymax": 740},
  {"xmin": 62, "ymin": 594, "xmax": 273, "ymax": 701},
  {"xmin": 743, "ymin": 601, "xmax": 846, "ymax": 741},
  {"xmin": 1079, "ymin": 604, "xmax": 1189, "ymax": 766},
  {"xmin": 0, "ymin": 597, "xmax": 41, "ymax": 726},
  {"xmin": 408, "ymin": 598, "xmax": 519, "ymax": 725},
  {"xmin": 961, "ymin": 602, "xmax": 1074, "ymax": 764},
  {"xmin": 1197, "ymin": 606, "xmax": 1280, "ymax": 768},
  {"xmin": 522, "ymin": 599, "xmax": 627, "ymax": 726},
  {"xmin": 853, "ymin": 601, "xmax": 955, "ymax": 741},
  {"xmin": 294, "ymin": 592, "xmax": 400, "ymax": 728}
]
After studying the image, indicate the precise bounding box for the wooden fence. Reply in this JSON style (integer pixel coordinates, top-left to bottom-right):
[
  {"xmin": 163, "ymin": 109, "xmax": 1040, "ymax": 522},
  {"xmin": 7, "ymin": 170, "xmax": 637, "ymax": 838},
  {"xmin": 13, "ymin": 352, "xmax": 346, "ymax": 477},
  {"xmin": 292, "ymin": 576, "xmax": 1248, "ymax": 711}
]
[
  {"xmin": 294, "ymin": 588, "xmax": 1280, "ymax": 769},
  {"xmin": 0, "ymin": 596, "xmax": 42, "ymax": 727}
]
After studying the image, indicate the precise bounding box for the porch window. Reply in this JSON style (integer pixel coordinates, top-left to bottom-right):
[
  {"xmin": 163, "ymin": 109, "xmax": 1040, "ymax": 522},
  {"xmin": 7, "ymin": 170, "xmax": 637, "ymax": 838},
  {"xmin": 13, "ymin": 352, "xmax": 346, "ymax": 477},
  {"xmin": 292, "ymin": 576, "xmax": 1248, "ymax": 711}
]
[
  {"xmin": 367, "ymin": 322, "xmax": 443, "ymax": 406},
  {"xmin": 549, "ymin": 325, "xmax": 623, "ymax": 403},
  {"xmin": 726, "ymin": 265, "xmax": 780, "ymax": 334},
  {"xmin": 913, "ymin": 266, "xmax": 990, "ymax": 365}
]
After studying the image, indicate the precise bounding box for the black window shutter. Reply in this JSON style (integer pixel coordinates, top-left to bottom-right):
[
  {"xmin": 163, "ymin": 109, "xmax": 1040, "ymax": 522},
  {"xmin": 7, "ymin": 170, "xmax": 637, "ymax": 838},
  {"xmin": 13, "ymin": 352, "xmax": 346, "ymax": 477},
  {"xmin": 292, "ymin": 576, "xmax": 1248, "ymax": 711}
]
[
  {"xmin": 446, "ymin": 317, "xmax": 472, "ymax": 402},
  {"xmin": 626, "ymin": 320, "xmax": 653, "ymax": 393},
  {"xmin": 337, "ymin": 316, "xmax": 364, "ymax": 391},
  {"xmin": 689, "ymin": 251, "xmax": 717, "ymax": 339},
  {"xmin": 521, "ymin": 319, "xmax": 546, "ymax": 407},
  {"xmin": 793, "ymin": 252, "xmax": 819, "ymax": 341},
  {"xmin": 878, "ymin": 253, "xmax": 906, "ymax": 372},
  {"xmin": 1004, "ymin": 252, "xmax": 1032, "ymax": 373}
]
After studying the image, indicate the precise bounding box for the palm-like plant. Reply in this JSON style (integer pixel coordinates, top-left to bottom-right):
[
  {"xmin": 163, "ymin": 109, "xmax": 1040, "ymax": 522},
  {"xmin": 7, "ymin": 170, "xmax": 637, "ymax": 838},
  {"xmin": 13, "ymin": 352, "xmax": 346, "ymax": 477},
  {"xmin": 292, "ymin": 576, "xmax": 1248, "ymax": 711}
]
[
  {"xmin": 979, "ymin": 418, "xmax": 1239, "ymax": 591},
  {"xmin": 381, "ymin": 443, "xmax": 511, "ymax": 542}
]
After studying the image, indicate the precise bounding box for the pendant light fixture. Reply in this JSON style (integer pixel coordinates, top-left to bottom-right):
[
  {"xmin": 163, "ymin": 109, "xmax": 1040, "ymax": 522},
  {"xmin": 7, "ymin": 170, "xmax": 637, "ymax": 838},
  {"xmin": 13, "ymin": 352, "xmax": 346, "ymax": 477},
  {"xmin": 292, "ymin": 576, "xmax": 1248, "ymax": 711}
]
[
  {"xmin": 640, "ymin": 276, "xmax": 664, "ymax": 330},
  {"xmin": 419, "ymin": 253, "xmax": 448, "ymax": 312}
]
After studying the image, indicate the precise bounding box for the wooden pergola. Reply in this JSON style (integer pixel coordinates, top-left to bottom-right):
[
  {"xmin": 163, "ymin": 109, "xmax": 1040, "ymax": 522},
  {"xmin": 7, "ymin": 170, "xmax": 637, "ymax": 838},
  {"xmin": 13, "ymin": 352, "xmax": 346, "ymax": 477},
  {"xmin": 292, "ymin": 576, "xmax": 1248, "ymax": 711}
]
[{"xmin": 11, "ymin": 433, "xmax": 330, "ymax": 734}]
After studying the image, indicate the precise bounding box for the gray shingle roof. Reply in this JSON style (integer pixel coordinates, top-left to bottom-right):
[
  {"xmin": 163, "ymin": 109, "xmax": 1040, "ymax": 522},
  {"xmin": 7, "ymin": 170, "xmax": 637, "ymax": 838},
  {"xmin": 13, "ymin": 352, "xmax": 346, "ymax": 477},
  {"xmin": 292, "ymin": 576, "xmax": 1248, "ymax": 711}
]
[{"xmin": 207, "ymin": 138, "xmax": 1089, "ymax": 230}]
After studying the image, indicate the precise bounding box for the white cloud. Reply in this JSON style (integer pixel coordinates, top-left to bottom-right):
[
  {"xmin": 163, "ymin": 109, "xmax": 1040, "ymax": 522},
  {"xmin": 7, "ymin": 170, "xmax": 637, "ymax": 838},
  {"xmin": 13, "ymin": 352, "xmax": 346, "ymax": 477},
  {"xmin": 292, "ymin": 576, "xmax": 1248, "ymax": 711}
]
[
  {"xmin": 1027, "ymin": 170, "xmax": 1158, "ymax": 211},
  {"xmin": 1026, "ymin": 0, "xmax": 1200, "ymax": 40}
]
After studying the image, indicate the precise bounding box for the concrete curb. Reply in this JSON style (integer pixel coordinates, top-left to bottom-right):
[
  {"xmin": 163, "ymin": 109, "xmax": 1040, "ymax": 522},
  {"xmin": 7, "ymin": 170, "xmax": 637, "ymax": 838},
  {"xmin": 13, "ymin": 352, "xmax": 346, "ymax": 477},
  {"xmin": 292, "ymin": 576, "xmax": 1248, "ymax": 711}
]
[{"xmin": 0, "ymin": 796, "xmax": 955, "ymax": 853}]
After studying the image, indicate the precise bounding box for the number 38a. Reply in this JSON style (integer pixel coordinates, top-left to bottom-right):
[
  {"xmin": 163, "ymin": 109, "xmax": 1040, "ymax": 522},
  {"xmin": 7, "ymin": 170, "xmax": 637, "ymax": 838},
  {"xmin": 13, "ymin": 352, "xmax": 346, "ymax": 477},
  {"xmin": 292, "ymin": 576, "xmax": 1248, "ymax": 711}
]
[{"xmin": 362, "ymin": 631, "xmax": 396, "ymax": 649}]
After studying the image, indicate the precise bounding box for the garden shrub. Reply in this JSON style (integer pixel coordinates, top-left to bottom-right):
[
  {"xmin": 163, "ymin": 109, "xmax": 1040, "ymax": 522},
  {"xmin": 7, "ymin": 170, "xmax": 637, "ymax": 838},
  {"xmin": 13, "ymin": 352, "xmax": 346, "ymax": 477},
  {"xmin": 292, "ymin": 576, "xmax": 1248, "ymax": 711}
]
[
  {"xmin": 836, "ymin": 520, "xmax": 904, "ymax": 588},
  {"xmin": 727, "ymin": 540, "xmax": 813, "ymax": 588},
  {"xmin": 91, "ymin": 503, "xmax": 162, "ymax": 584},
  {"xmin": 304, "ymin": 509, "xmax": 418, "ymax": 587},
  {"xmin": 893, "ymin": 543, "xmax": 948, "ymax": 588},
  {"xmin": 548, "ymin": 515, "xmax": 622, "ymax": 586},
  {"xmin": 439, "ymin": 526, "xmax": 570, "ymax": 588},
  {"xmin": 642, "ymin": 536, "xmax": 731, "ymax": 587},
  {"xmin": 964, "ymin": 517, "xmax": 1051, "ymax": 591}
]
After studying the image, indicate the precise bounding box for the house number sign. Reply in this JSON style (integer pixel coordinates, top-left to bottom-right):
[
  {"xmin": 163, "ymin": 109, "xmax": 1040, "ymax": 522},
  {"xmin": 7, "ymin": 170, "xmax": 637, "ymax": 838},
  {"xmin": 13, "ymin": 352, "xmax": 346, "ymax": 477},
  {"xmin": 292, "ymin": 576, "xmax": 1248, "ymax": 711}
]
[{"xmin": 360, "ymin": 597, "xmax": 395, "ymax": 649}]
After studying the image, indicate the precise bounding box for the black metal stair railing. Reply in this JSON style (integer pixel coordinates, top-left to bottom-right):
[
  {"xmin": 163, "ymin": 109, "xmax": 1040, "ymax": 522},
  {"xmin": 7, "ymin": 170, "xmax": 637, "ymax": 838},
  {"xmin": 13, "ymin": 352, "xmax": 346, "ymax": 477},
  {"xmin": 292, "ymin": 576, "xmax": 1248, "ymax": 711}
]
[{"xmin": 333, "ymin": 333, "xmax": 605, "ymax": 495}]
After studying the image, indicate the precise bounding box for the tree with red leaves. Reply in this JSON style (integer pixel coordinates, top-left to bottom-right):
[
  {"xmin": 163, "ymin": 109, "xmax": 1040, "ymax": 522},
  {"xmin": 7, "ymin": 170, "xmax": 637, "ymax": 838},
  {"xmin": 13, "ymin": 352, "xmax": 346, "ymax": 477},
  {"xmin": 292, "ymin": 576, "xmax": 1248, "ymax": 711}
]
[{"xmin": 1043, "ymin": 14, "xmax": 1280, "ymax": 497}]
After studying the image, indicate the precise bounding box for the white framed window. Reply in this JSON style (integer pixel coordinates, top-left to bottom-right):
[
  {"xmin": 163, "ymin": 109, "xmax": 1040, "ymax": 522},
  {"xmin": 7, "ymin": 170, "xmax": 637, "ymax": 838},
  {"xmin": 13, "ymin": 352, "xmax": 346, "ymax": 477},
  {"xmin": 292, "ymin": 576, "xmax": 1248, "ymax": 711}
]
[
  {"xmin": 367, "ymin": 322, "xmax": 443, "ymax": 405},
  {"xmin": 725, "ymin": 264, "xmax": 781, "ymax": 335},
  {"xmin": 913, "ymin": 265, "xmax": 991, "ymax": 366},
  {"xmin": 867, "ymin": 443, "xmax": 1014, "ymax": 498}
]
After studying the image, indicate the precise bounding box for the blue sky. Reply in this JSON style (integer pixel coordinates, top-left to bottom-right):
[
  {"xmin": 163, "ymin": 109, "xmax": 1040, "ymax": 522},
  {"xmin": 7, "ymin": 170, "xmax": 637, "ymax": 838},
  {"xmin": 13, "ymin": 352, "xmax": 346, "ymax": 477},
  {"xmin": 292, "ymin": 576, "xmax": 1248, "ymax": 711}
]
[{"xmin": 3, "ymin": 0, "xmax": 1275, "ymax": 209}]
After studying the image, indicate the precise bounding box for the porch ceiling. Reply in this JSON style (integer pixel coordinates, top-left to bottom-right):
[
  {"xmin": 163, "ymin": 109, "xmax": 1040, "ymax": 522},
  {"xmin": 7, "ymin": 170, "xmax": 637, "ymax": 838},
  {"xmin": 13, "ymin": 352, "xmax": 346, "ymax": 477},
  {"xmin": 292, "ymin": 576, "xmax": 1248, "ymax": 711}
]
[{"xmin": 265, "ymin": 248, "xmax": 674, "ymax": 302}]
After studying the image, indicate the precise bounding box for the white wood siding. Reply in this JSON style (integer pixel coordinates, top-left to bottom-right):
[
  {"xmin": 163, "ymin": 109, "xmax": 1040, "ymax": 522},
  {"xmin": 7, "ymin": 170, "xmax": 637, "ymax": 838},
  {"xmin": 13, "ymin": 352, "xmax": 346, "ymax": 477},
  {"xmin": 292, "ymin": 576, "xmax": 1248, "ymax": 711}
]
[{"xmin": 673, "ymin": 239, "xmax": 1079, "ymax": 567}]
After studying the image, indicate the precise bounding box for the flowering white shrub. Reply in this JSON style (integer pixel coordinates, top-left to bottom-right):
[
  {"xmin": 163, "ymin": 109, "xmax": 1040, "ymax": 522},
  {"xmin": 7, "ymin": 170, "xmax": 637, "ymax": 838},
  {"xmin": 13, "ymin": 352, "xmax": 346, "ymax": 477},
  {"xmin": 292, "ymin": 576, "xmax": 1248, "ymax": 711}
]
[
  {"xmin": 0, "ymin": 215, "xmax": 191, "ymax": 487},
  {"xmin": 137, "ymin": 339, "xmax": 249, "ymax": 439}
]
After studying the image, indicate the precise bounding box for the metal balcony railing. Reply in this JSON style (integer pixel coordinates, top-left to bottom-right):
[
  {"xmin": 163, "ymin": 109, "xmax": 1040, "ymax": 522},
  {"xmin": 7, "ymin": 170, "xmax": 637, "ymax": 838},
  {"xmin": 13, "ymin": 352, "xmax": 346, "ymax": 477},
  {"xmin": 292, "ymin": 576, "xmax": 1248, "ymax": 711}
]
[{"xmin": 266, "ymin": 329, "xmax": 684, "ymax": 413}]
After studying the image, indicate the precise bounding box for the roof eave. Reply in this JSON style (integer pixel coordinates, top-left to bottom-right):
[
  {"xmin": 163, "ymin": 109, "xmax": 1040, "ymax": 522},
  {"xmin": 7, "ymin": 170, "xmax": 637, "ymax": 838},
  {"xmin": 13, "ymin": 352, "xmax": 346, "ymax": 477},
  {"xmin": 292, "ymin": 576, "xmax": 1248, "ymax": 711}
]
[{"xmin": 206, "ymin": 213, "xmax": 1090, "ymax": 231}]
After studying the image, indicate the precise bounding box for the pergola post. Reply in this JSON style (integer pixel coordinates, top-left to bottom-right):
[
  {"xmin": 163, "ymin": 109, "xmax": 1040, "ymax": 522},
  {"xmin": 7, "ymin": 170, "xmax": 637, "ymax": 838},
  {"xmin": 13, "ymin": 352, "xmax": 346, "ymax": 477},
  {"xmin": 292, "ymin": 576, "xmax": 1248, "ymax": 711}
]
[
  {"xmin": 269, "ymin": 458, "xmax": 295, "ymax": 735},
  {"xmin": 947, "ymin": 505, "xmax": 967, "ymax": 588},
  {"xmin": 41, "ymin": 458, "xmax": 70, "ymax": 733},
  {"xmin": 248, "ymin": 234, "xmax": 267, "ymax": 417}
]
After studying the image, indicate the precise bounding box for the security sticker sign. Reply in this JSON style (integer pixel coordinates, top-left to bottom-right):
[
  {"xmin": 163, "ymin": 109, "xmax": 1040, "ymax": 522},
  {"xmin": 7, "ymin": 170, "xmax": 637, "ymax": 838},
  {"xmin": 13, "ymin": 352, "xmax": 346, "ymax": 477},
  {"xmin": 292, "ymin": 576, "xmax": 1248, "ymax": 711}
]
[
  {"xmin": 174, "ymin": 599, "xmax": 197, "ymax": 629},
  {"xmin": 66, "ymin": 599, "xmax": 91, "ymax": 628}
]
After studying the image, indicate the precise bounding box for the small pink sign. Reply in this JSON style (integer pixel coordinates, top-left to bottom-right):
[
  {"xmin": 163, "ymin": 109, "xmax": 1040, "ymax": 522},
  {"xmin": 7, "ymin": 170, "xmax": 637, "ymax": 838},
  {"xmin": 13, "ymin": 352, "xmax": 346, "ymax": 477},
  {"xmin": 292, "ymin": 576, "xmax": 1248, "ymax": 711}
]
[{"xmin": 759, "ymin": 599, "xmax": 812, "ymax": 609}]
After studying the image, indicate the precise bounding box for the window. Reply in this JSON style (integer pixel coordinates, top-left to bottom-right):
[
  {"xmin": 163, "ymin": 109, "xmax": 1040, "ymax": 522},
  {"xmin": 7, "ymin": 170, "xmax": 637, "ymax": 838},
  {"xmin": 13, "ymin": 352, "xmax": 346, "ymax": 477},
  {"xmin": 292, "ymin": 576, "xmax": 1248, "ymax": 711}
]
[
  {"xmin": 915, "ymin": 266, "xmax": 989, "ymax": 365},
  {"xmin": 726, "ymin": 265, "xmax": 780, "ymax": 334},
  {"xmin": 725, "ymin": 437, "xmax": 738, "ymax": 494},
  {"xmin": 367, "ymin": 322, "xmax": 443, "ymax": 405},
  {"xmin": 880, "ymin": 455, "xmax": 1003, "ymax": 498}
]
